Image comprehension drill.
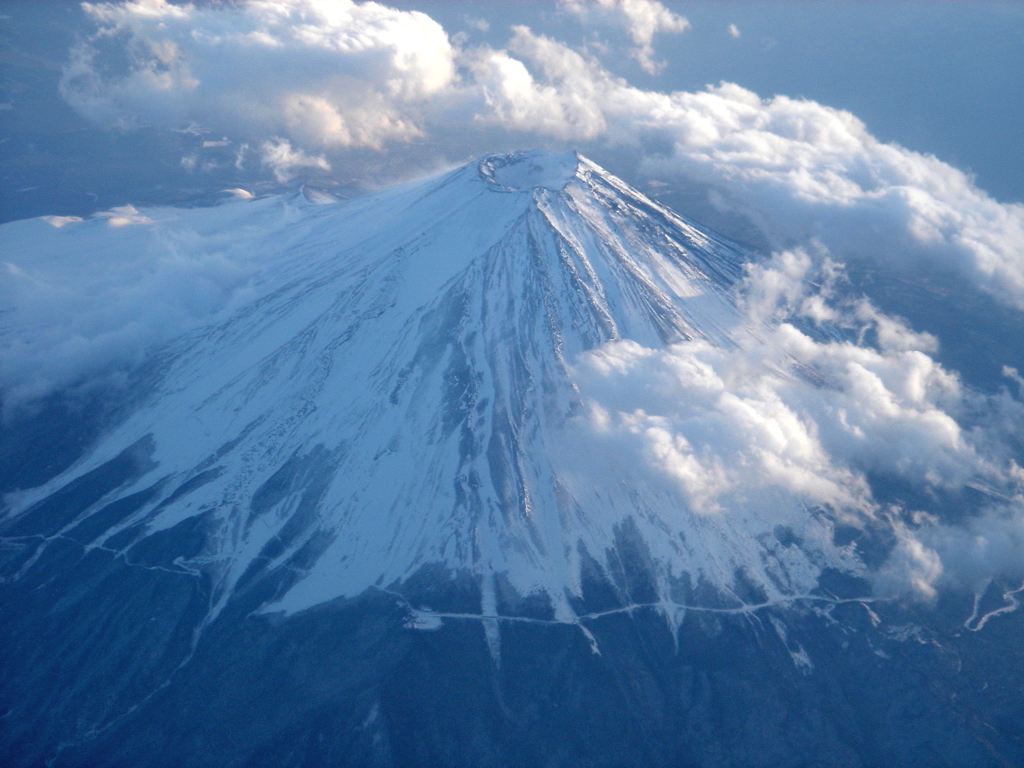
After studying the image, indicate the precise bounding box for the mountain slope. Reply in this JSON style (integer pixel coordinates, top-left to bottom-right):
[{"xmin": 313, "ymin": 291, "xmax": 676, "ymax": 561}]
[{"xmin": 3, "ymin": 151, "xmax": 865, "ymax": 627}]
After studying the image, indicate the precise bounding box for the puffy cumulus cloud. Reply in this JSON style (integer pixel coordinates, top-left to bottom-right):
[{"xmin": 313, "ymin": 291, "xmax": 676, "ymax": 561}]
[
  {"xmin": 61, "ymin": 0, "xmax": 455, "ymax": 149},
  {"xmin": 461, "ymin": 27, "xmax": 610, "ymax": 141},
  {"xmin": 260, "ymin": 138, "xmax": 330, "ymax": 182},
  {"xmin": 560, "ymin": 0, "xmax": 689, "ymax": 73},
  {"xmin": 915, "ymin": 503, "xmax": 1024, "ymax": 597},
  {"xmin": 573, "ymin": 254, "xmax": 1024, "ymax": 598},
  {"xmin": 631, "ymin": 89, "xmax": 1024, "ymax": 311}
]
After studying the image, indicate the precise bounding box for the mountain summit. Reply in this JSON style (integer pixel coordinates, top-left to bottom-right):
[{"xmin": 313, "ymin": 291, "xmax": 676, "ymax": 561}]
[
  {"xmin": 3, "ymin": 150, "xmax": 855, "ymax": 628},
  {"xmin": 2, "ymin": 151, "xmax": 1019, "ymax": 768}
]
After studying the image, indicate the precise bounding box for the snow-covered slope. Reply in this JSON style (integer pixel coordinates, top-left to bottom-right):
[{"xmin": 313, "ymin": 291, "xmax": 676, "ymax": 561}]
[{"xmin": 3, "ymin": 150, "xmax": 867, "ymax": 629}]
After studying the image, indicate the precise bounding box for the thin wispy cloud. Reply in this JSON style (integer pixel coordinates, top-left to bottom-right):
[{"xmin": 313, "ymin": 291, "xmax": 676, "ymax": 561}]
[{"xmin": 560, "ymin": 0, "xmax": 690, "ymax": 73}]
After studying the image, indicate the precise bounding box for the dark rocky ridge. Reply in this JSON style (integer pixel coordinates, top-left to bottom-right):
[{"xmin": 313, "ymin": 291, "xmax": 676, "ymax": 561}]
[
  {"xmin": 1, "ymin": 445, "xmax": 1022, "ymax": 767},
  {"xmin": 3, "ymin": 479, "xmax": 1023, "ymax": 766}
]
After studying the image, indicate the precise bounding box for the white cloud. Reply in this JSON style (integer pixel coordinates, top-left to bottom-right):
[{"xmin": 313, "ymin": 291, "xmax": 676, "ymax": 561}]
[
  {"xmin": 0, "ymin": 199, "xmax": 270, "ymax": 412},
  {"xmin": 560, "ymin": 0, "xmax": 689, "ymax": 73},
  {"xmin": 260, "ymin": 137, "xmax": 330, "ymax": 182},
  {"xmin": 461, "ymin": 15, "xmax": 490, "ymax": 33},
  {"xmin": 574, "ymin": 254, "xmax": 1024, "ymax": 597},
  {"xmin": 98, "ymin": 204, "xmax": 152, "ymax": 227},
  {"xmin": 728, "ymin": 23, "xmax": 740, "ymax": 38},
  {"xmin": 460, "ymin": 27, "xmax": 608, "ymax": 141},
  {"xmin": 61, "ymin": 0, "xmax": 456, "ymax": 149}
]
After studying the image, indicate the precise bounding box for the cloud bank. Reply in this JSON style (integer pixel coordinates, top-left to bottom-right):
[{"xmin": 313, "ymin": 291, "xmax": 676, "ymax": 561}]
[
  {"xmin": 574, "ymin": 253, "xmax": 1024, "ymax": 597},
  {"xmin": 62, "ymin": 0, "xmax": 455, "ymax": 149},
  {"xmin": 0, "ymin": 198, "xmax": 277, "ymax": 409},
  {"xmin": 59, "ymin": 0, "xmax": 1024, "ymax": 312}
]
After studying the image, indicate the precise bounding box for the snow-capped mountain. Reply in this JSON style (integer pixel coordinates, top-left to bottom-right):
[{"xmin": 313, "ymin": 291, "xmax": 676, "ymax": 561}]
[
  {"xmin": 2, "ymin": 151, "xmax": 1021, "ymax": 768},
  {"xmin": 4, "ymin": 150, "xmax": 862, "ymax": 634}
]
